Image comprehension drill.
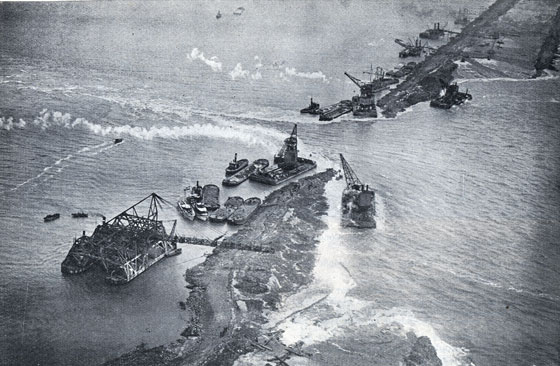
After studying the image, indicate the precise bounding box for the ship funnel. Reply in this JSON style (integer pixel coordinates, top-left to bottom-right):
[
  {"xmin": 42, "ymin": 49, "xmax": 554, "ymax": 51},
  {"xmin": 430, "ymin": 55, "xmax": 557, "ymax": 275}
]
[{"xmin": 234, "ymin": 153, "xmax": 237, "ymax": 162}]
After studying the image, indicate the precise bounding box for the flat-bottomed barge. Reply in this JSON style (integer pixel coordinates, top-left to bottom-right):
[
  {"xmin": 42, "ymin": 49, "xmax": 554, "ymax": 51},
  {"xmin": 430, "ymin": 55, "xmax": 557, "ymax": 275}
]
[
  {"xmin": 61, "ymin": 193, "xmax": 178, "ymax": 284},
  {"xmin": 249, "ymin": 124, "xmax": 316, "ymax": 185}
]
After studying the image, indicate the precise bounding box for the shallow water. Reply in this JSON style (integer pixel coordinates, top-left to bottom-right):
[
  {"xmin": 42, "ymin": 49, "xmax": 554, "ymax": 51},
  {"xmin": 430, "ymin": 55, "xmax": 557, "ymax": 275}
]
[{"xmin": 1, "ymin": 1, "xmax": 559, "ymax": 365}]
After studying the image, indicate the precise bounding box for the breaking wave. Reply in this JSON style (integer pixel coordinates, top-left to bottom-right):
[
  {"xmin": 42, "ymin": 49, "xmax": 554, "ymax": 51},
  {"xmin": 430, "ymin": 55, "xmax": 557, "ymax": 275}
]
[{"xmin": 229, "ymin": 63, "xmax": 250, "ymax": 80}]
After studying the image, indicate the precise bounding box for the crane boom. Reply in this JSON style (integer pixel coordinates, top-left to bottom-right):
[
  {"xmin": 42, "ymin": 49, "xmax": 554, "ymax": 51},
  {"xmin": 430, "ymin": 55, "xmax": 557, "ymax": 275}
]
[
  {"xmin": 344, "ymin": 72, "xmax": 364, "ymax": 88},
  {"xmin": 340, "ymin": 154, "xmax": 362, "ymax": 188}
]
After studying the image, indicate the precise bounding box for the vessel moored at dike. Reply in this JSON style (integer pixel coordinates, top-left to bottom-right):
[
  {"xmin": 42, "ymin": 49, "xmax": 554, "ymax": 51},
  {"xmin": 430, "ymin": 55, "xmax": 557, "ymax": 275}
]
[
  {"xmin": 249, "ymin": 124, "xmax": 316, "ymax": 185},
  {"xmin": 340, "ymin": 154, "xmax": 376, "ymax": 228}
]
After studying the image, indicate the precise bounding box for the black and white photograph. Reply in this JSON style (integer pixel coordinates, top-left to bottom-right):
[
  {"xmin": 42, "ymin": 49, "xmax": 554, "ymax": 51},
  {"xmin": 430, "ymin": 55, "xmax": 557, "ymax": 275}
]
[{"xmin": 0, "ymin": 1, "xmax": 559, "ymax": 365}]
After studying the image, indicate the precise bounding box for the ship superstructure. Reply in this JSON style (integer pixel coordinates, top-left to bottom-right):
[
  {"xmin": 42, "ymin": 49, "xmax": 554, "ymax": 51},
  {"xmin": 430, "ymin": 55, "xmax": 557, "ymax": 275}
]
[{"xmin": 340, "ymin": 154, "xmax": 376, "ymax": 228}]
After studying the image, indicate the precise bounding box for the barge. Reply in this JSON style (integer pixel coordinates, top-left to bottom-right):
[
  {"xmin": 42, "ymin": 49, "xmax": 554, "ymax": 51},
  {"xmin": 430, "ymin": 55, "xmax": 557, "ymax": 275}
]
[
  {"xmin": 202, "ymin": 184, "xmax": 220, "ymax": 211},
  {"xmin": 209, "ymin": 196, "xmax": 244, "ymax": 223},
  {"xmin": 222, "ymin": 158, "xmax": 269, "ymax": 186},
  {"xmin": 61, "ymin": 193, "xmax": 179, "ymax": 284},
  {"xmin": 249, "ymin": 124, "xmax": 316, "ymax": 185},
  {"xmin": 227, "ymin": 197, "xmax": 261, "ymax": 225},
  {"xmin": 340, "ymin": 154, "xmax": 376, "ymax": 228}
]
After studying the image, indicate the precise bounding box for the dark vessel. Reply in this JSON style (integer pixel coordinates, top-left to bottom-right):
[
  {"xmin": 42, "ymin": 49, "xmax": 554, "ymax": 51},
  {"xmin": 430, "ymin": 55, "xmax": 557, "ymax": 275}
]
[
  {"xmin": 225, "ymin": 153, "xmax": 249, "ymax": 176},
  {"xmin": 419, "ymin": 23, "xmax": 445, "ymax": 40},
  {"xmin": 233, "ymin": 7, "xmax": 245, "ymax": 15},
  {"xmin": 222, "ymin": 159, "xmax": 269, "ymax": 186},
  {"xmin": 454, "ymin": 8, "xmax": 469, "ymax": 26},
  {"xmin": 343, "ymin": 66, "xmax": 397, "ymax": 119},
  {"xmin": 216, "ymin": 10, "xmax": 222, "ymax": 19},
  {"xmin": 386, "ymin": 62, "xmax": 417, "ymax": 78},
  {"xmin": 114, "ymin": 138, "xmax": 123, "ymax": 144},
  {"xmin": 395, "ymin": 38, "xmax": 430, "ymax": 58},
  {"xmin": 71, "ymin": 212, "xmax": 88, "ymax": 218},
  {"xmin": 318, "ymin": 100, "xmax": 353, "ymax": 121},
  {"xmin": 430, "ymin": 83, "xmax": 472, "ymax": 109},
  {"xmin": 209, "ymin": 196, "xmax": 244, "ymax": 223},
  {"xmin": 250, "ymin": 124, "xmax": 316, "ymax": 185},
  {"xmin": 202, "ymin": 184, "xmax": 220, "ymax": 211},
  {"xmin": 300, "ymin": 98, "xmax": 321, "ymax": 115},
  {"xmin": 61, "ymin": 193, "xmax": 179, "ymax": 283},
  {"xmin": 340, "ymin": 154, "xmax": 376, "ymax": 228},
  {"xmin": 227, "ymin": 197, "xmax": 261, "ymax": 225},
  {"xmin": 44, "ymin": 213, "xmax": 60, "ymax": 222}
]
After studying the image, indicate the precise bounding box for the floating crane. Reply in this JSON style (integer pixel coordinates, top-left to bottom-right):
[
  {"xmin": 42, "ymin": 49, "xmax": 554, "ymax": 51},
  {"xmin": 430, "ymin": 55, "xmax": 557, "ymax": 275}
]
[
  {"xmin": 339, "ymin": 154, "xmax": 376, "ymax": 228},
  {"xmin": 340, "ymin": 153, "xmax": 362, "ymax": 189},
  {"xmin": 394, "ymin": 38, "xmax": 436, "ymax": 58},
  {"xmin": 61, "ymin": 193, "xmax": 179, "ymax": 284}
]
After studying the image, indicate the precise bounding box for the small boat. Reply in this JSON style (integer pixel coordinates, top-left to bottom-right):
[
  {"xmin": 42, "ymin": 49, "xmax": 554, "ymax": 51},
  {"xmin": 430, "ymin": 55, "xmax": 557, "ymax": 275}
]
[
  {"xmin": 209, "ymin": 196, "xmax": 244, "ymax": 223},
  {"xmin": 202, "ymin": 184, "xmax": 220, "ymax": 211},
  {"xmin": 71, "ymin": 212, "xmax": 88, "ymax": 218},
  {"xmin": 44, "ymin": 213, "xmax": 60, "ymax": 222},
  {"xmin": 193, "ymin": 201, "xmax": 208, "ymax": 221},
  {"xmin": 228, "ymin": 197, "xmax": 261, "ymax": 225},
  {"xmin": 225, "ymin": 153, "xmax": 249, "ymax": 176},
  {"xmin": 233, "ymin": 6, "xmax": 245, "ymax": 15},
  {"xmin": 177, "ymin": 199, "xmax": 195, "ymax": 221},
  {"xmin": 300, "ymin": 98, "xmax": 321, "ymax": 115},
  {"xmin": 216, "ymin": 10, "xmax": 222, "ymax": 19},
  {"xmin": 222, "ymin": 159, "xmax": 269, "ymax": 186},
  {"xmin": 114, "ymin": 138, "xmax": 123, "ymax": 144}
]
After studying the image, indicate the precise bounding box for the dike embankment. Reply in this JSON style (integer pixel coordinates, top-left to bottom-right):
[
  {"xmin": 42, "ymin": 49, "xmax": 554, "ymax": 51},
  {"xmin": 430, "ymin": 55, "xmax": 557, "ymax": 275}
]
[{"xmin": 378, "ymin": 0, "xmax": 560, "ymax": 117}]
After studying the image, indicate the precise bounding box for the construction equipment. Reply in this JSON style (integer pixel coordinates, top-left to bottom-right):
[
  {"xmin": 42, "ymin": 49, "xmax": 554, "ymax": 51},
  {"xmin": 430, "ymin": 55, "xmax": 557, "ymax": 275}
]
[
  {"xmin": 61, "ymin": 193, "xmax": 179, "ymax": 284},
  {"xmin": 430, "ymin": 83, "xmax": 472, "ymax": 109},
  {"xmin": 395, "ymin": 38, "xmax": 435, "ymax": 58},
  {"xmin": 340, "ymin": 154, "xmax": 376, "ymax": 228}
]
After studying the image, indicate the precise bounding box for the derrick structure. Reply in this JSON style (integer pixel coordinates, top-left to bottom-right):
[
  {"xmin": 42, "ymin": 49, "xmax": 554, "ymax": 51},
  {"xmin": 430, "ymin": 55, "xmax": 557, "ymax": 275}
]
[
  {"xmin": 61, "ymin": 193, "xmax": 178, "ymax": 284},
  {"xmin": 340, "ymin": 153, "xmax": 362, "ymax": 189}
]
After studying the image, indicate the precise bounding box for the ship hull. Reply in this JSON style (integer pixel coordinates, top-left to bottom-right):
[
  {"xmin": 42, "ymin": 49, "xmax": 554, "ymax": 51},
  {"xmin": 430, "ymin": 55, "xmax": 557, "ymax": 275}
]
[
  {"xmin": 341, "ymin": 188, "xmax": 376, "ymax": 229},
  {"xmin": 249, "ymin": 158, "xmax": 316, "ymax": 186}
]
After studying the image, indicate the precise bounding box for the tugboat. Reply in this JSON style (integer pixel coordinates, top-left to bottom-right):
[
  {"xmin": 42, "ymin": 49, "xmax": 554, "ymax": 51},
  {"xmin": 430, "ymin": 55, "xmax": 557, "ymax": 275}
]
[
  {"xmin": 114, "ymin": 138, "xmax": 123, "ymax": 144},
  {"xmin": 222, "ymin": 159, "xmax": 269, "ymax": 186},
  {"xmin": 71, "ymin": 211, "xmax": 88, "ymax": 218},
  {"xmin": 44, "ymin": 213, "xmax": 60, "ymax": 222},
  {"xmin": 340, "ymin": 154, "xmax": 376, "ymax": 228},
  {"xmin": 419, "ymin": 23, "xmax": 445, "ymax": 40},
  {"xmin": 228, "ymin": 197, "xmax": 261, "ymax": 225},
  {"xmin": 430, "ymin": 83, "xmax": 472, "ymax": 109},
  {"xmin": 177, "ymin": 198, "xmax": 195, "ymax": 221},
  {"xmin": 225, "ymin": 153, "xmax": 249, "ymax": 176},
  {"xmin": 216, "ymin": 10, "xmax": 222, "ymax": 19},
  {"xmin": 250, "ymin": 124, "xmax": 316, "ymax": 185},
  {"xmin": 300, "ymin": 98, "xmax": 321, "ymax": 115},
  {"xmin": 209, "ymin": 196, "xmax": 244, "ymax": 223}
]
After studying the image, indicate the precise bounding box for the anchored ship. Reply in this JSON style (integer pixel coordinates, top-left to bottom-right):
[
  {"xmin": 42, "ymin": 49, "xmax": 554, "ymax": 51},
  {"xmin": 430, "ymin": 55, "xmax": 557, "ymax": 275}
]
[
  {"xmin": 300, "ymin": 98, "xmax": 321, "ymax": 115},
  {"xmin": 340, "ymin": 154, "xmax": 376, "ymax": 228},
  {"xmin": 225, "ymin": 153, "xmax": 249, "ymax": 176},
  {"xmin": 344, "ymin": 66, "xmax": 398, "ymax": 119},
  {"xmin": 430, "ymin": 83, "xmax": 472, "ymax": 109},
  {"xmin": 250, "ymin": 124, "xmax": 316, "ymax": 185},
  {"xmin": 222, "ymin": 158, "xmax": 269, "ymax": 186},
  {"xmin": 61, "ymin": 193, "xmax": 178, "ymax": 284}
]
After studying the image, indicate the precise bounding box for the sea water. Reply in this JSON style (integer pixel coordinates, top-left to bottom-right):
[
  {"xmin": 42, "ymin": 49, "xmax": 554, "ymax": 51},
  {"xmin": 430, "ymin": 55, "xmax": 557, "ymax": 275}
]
[{"xmin": 1, "ymin": 1, "xmax": 558, "ymax": 365}]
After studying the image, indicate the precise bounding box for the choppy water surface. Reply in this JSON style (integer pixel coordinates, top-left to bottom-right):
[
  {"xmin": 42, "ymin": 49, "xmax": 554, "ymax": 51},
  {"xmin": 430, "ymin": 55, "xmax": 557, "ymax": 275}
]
[{"xmin": 1, "ymin": 1, "xmax": 558, "ymax": 365}]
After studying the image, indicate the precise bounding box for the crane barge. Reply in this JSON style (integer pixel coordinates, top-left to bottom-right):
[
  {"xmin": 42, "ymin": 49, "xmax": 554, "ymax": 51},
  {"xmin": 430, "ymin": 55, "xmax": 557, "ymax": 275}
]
[
  {"xmin": 61, "ymin": 193, "xmax": 179, "ymax": 284},
  {"xmin": 340, "ymin": 154, "xmax": 376, "ymax": 228}
]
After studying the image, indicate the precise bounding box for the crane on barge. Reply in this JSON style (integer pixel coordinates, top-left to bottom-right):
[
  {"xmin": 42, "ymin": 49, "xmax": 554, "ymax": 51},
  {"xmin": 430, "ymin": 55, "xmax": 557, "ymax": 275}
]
[
  {"xmin": 340, "ymin": 154, "xmax": 376, "ymax": 228},
  {"xmin": 61, "ymin": 193, "xmax": 179, "ymax": 284}
]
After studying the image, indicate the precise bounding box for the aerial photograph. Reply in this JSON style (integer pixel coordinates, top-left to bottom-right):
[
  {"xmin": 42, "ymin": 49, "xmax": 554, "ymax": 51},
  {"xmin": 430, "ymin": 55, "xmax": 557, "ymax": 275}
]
[{"xmin": 0, "ymin": 1, "xmax": 558, "ymax": 365}]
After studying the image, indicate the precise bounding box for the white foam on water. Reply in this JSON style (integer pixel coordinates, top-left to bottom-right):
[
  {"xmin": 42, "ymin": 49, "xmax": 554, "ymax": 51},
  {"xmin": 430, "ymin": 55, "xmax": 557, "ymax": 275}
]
[
  {"xmin": 259, "ymin": 176, "xmax": 471, "ymax": 366},
  {"xmin": 0, "ymin": 116, "xmax": 27, "ymax": 131},
  {"xmin": 187, "ymin": 47, "xmax": 222, "ymax": 72}
]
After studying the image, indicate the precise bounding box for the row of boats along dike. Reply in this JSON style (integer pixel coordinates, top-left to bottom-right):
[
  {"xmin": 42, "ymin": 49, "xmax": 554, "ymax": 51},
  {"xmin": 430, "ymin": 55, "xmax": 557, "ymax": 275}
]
[
  {"xmin": 176, "ymin": 124, "xmax": 317, "ymax": 225},
  {"xmin": 60, "ymin": 124, "xmax": 375, "ymax": 284}
]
